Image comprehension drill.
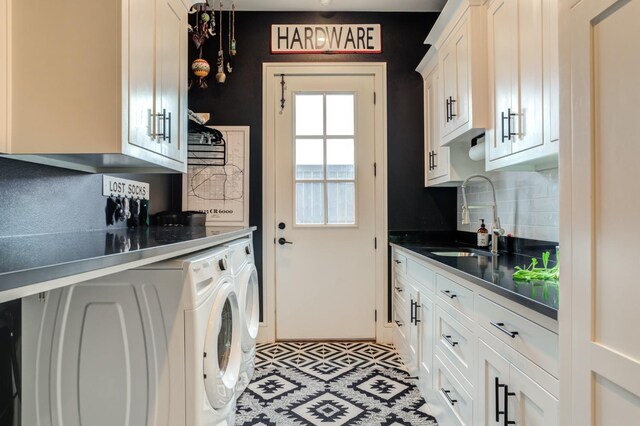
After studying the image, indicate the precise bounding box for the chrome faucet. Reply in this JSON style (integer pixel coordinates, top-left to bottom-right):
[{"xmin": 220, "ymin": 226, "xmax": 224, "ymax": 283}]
[{"xmin": 461, "ymin": 174, "xmax": 505, "ymax": 254}]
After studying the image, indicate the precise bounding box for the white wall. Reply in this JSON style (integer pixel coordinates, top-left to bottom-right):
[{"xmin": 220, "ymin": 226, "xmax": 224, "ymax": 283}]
[{"xmin": 456, "ymin": 168, "xmax": 559, "ymax": 242}]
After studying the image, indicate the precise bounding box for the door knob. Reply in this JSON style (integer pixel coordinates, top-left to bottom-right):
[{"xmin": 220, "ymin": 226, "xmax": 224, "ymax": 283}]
[
  {"xmin": 278, "ymin": 237, "xmax": 293, "ymax": 245},
  {"xmin": 278, "ymin": 222, "xmax": 286, "ymax": 230}
]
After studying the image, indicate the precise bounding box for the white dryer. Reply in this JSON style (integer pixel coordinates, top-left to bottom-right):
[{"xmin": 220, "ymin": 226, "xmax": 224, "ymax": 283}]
[
  {"xmin": 225, "ymin": 237, "xmax": 260, "ymax": 394},
  {"xmin": 149, "ymin": 246, "xmax": 242, "ymax": 426}
]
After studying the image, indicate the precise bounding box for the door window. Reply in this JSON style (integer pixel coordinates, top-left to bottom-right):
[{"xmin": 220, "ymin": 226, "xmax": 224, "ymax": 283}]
[{"xmin": 294, "ymin": 93, "xmax": 356, "ymax": 225}]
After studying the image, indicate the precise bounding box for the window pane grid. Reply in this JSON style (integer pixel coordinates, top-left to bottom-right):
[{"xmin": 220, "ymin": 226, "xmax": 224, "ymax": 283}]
[{"xmin": 294, "ymin": 92, "xmax": 356, "ymax": 225}]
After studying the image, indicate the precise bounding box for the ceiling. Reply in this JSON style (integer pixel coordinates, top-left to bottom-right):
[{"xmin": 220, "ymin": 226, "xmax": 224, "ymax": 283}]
[{"xmin": 210, "ymin": 0, "xmax": 447, "ymax": 12}]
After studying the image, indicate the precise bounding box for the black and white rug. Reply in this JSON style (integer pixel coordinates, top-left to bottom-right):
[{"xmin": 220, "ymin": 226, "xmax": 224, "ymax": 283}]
[{"xmin": 235, "ymin": 342, "xmax": 438, "ymax": 425}]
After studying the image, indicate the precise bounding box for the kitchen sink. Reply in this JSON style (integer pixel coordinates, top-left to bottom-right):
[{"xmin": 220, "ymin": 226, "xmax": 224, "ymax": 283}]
[{"xmin": 421, "ymin": 247, "xmax": 498, "ymax": 257}]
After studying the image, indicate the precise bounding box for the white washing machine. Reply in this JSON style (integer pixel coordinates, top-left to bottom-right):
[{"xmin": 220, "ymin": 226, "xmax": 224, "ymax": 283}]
[
  {"xmin": 225, "ymin": 237, "xmax": 260, "ymax": 394},
  {"xmin": 146, "ymin": 246, "xmax": 242, "ymax": 426},
  {"xmin": 21, "ymin": 245, "xmax": 242, "ymax": 426}
]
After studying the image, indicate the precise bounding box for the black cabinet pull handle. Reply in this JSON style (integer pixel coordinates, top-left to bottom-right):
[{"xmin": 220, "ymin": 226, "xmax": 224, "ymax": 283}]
[
  {"xmin": 504, "ymin": 384, "xmax": 516, "ymax": 425},
  {"xmin": 428, "ymin": 151, "xmax": 432, "ymax": 171},
  {"xmin": 394, "ymin": 259, "xmax": 402, "ymax": 264},
  {"xmin": 441, "ymin": 388, "xmax": 458, "ymax": 406},
  {"xmin": 410, "ymin": 300, "xmax": 416, "ymax": 324},
  {"xmin": 445, "ymin": 98, "xmax": 451, "ymax": 122},
  {"xmin": 495, "ymin": 377, "xmax": 506, "ymax": 422},
  {"xmin": 278, "ymin": 237, "xmax": 293, "ymax": 245},
  {"xmin": 440, "ymin": 289, "xmax": 457, "ymax": 299},
  {"xmin": 442, "ymin": 334, "xmax": 458, "ymax": 347},
  {"xmin": 165, "ymin": 111, "xmax": 172, "ymax": 143},
  {"xmin": 394, "ymin": 286, "xmax": 403, "ymax": 293},
  {"xmin": 449, "ymin": 96, "xmax": 457, "ymax": 119},
  {"xmin": 394, "ymin": 320, "xmax": 403, "ymax": 327},
  {"xmin": 490, "ymin": 321, "xmax": 518, "ymax": 338}
]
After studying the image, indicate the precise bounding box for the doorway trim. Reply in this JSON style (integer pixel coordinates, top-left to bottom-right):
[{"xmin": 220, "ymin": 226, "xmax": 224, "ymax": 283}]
[{"xmin": 260, "ymin": 62, "xmax": 389, "ymax": 344}]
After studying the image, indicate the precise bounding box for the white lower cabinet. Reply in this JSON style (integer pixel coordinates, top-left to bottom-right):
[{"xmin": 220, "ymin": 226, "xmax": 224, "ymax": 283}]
[
  {"xmin": 433, "ymin": 353, "xmax": 475, "ymax": 426},
  {"xmin": 391, "ymin": 246, "xmax": 559, "ymax": 425},
  {"xmin": 479, "ymin": 340, "xmax": 558, "ymax": 426}
]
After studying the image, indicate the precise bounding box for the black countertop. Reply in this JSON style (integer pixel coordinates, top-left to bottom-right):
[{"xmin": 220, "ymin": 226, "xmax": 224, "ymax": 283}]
[
  {"xmin": 391, "ymin": 240, "xmax": 559, "ymax": 320},
  {"xmin": 0, "ymin": 226, "xmax": 255, "ymax": 301}
]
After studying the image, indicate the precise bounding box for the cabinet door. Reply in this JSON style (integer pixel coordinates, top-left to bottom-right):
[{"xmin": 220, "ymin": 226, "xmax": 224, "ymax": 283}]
[
  {"xmin": 508, "ymin": 364, "xmax": 559, "ymax": 425},
  {"xmin": 440, "ymin": 42, "xmax": 458, "ymax": 138},
  {"xmin": 157, "ymin": 0, "xmax": 187, "ymax": 163},
  {"xmin": 418, "ymin": 291, "xmax": 435, "ymax": 393},
  {"xmin": 565, "ymin": 0, "xmax": 640, "ymax": 424},
  {"xmin": 451, "ymin": 21, "xmax": 470, "ymax": 131},
  {"xmin": 45, "ymin": 285, "xmax": 149, "ymax": 426},
  {"xmin": 478, "ymin": 340, "xmax": 510, "ymax": 426},
  {"xmin": 0, "ymin": 0, "xmax": 8, "ymax": 154},
  {"xmin": 128, "ymin": 0, "xmax": 159, "ymax": 154},
  {"xmin": 425, "ymin": 67, "xmax": 450, "ymax": 183},
  {"xmin": 512, "ymin": 0, "xmax": 544, "ymax": 153},
  {"xmin": 487, "ymin": 0, "xmax": 516, "ymax": 161}
]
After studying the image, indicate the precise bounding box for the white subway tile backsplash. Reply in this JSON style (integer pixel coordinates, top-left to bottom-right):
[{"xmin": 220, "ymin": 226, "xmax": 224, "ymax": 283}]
[{"xmin": 456, "ymin": 168, "xmax": 559, "ymax": 242}]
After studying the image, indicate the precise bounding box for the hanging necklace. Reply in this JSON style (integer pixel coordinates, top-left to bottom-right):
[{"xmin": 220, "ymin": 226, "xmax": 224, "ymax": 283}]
[
  {"xmin": 215, "ymin": 0, "xmax": 226, "ymax": 83},
  {"xmin": 230, "ymin": 1, "xmax": 236, "ymax": 56},
  {"xmin": 226, "ymin": 5, "xmax": 233, "ymax": 73}
]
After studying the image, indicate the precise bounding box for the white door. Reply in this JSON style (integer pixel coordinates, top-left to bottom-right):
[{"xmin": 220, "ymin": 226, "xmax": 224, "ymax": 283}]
[
  {"xmin": 563, "ymin": 0, "xmax": 640, "ymax": 424},
  {"xmin": 274, "ymin": 73, "xmax": 377, "ymax": 340}
]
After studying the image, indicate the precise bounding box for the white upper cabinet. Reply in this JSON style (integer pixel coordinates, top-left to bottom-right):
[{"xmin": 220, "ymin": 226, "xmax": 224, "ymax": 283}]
[
  {"xmin": 8, "ymin": 0, "xmax": 188, "ymax": 173},
  {"xmin": 485, "ymin": 0, "xmax": 559, "ymax": 170},
  {"xmin": 417, "ymin": 49, "xmax": 484, "ymax": 187},
  {"xmin": 424, "ymin": 0, "xmax": 488, "ymax": 146},
  {"xmin": 0, "ymin": 0, "xmax": 8, "ymax": 154}
]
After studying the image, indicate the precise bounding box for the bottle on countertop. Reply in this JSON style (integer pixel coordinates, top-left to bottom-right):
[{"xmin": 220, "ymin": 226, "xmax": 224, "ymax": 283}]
[{"xmin": 477, "ymin": 219, "xmax": 490, "ymax": 248}]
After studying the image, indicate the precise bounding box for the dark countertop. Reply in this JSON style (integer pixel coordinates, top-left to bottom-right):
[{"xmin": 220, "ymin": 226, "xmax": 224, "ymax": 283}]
[
  {"xmin": 391, "ymin": 240, "xmax": 559, "ymax": 320},
  {"xmin": 0, "ymin": 226, "xmax": 255, "ymax": 302}
]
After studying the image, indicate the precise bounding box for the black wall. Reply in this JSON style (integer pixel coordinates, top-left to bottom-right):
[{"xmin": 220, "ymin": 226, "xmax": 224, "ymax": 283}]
[{"xmin": 188, "ymin": 11, "xmax": 458, "ymax": 305}]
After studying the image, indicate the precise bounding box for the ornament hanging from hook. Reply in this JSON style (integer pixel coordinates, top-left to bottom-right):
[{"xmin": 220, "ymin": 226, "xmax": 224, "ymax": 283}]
[{"xmin": 215, "ymin": 0, "xmax": 226, "ymax": 83}]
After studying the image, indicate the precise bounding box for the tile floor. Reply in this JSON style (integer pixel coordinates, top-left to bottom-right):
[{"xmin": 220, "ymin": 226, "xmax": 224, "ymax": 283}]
[{"xmin": 235, "ymin": 342, "xmax": 438, "ymax": 425}]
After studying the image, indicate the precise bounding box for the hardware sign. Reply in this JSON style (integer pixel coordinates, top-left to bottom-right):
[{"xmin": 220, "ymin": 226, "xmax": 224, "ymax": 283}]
[{"xmin": 271, "ymin": 24, "xmax": 382, "ymax": 54}]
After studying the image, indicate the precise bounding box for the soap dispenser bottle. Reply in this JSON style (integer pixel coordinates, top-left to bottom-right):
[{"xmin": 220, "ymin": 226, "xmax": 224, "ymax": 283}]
[{"xmin": 477, "ymin": 219, "xmax": 489, "ymax": 248}]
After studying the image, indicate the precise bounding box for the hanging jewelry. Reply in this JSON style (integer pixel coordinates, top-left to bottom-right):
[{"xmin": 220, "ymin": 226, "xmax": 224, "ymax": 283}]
[
  {"xmin": 215, "ymin": 0, "xmax": 226, "ymax": 83},
  {"xmin": 226, "ymin": 5, "xmax": 233, "ymax": 73},
  {"xmin": 230, "ymin": 1, "xmax": 236, "ymax": 56}
]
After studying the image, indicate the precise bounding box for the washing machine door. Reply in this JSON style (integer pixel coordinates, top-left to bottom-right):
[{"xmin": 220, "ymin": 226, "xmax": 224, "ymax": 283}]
[
  {"xmin": 240, "ymin": 265, "xmax": 260, "ymax": 352},
  {"xmin": 202, "ymin": 279, "xmax": 241, "ymax": 410}
]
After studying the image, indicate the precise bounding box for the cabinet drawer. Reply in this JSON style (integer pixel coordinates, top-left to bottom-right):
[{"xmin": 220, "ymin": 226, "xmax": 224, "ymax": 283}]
[
  {"xmin": 435, "ymin": 306, "xmax": 475, "ymax": 389},
  {"xmin": 393, "ymin": 294, "xmax": 409, "ymax": 358},
  {"xmin": 477, "ymin": 296, "xmax": 559, "ymax": 377},
  {"xmin": 434, "ymin": 354, "xmax": 474, "ymax": 426},
  {"xmin": 393, "ymin": 274, "xmax": 408, "ymax": 305},
  {"xmin": 407, "ymin": 259, "xmax": 435, "ymax": 292},
  {"xmin": 392, "ymin": 251, "xmax": 407, "ymax": 274},
  {"xmin": 436, "ymin": 274, "xmax": 474, "ymax": 320}
]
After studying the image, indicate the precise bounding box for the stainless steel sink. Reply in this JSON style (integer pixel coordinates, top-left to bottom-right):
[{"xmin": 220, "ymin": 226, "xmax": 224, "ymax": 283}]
[{"xmin": 425, "ymin": 248, "xmax": 497, "ymax": 257}]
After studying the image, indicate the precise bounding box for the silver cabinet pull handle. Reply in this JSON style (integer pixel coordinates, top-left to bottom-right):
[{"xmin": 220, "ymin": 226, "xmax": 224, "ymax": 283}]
[{"xmin": 490, "ymin": 321, "xmax": 518, "ymax": 338}]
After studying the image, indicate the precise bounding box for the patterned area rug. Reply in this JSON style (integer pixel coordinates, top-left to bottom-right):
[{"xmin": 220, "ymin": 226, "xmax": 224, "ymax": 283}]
[{"xmin": 235, "ymin": 342, "xmax": 438, "ymax": 425}]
